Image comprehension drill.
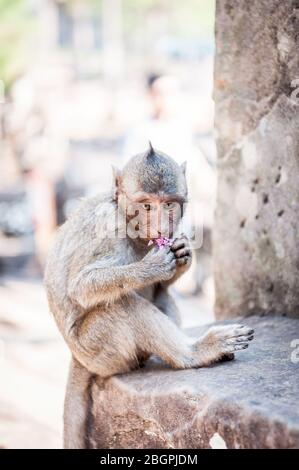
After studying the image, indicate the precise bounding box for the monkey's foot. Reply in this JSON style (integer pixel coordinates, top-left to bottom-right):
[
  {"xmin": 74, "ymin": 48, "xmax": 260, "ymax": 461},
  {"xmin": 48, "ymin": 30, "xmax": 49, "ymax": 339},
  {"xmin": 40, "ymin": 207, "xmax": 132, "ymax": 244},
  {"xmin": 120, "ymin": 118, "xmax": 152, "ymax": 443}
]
[{"xmin": 193, "ymin": 324, "xmax": 254, "ymax": 367}]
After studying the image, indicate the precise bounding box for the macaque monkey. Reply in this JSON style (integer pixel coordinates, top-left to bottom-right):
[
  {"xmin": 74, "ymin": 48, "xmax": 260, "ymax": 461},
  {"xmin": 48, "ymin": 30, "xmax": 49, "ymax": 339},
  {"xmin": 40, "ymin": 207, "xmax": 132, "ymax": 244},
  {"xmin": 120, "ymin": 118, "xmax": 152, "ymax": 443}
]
[{"xmin": 44, "ymin": 144, "xmax": 254, "ymax": 449}]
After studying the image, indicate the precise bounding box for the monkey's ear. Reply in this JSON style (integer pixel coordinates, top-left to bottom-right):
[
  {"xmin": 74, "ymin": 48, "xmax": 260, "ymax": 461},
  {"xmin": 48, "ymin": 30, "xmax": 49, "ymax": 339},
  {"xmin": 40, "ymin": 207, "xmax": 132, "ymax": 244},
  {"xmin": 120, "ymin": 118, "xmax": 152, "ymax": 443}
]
[
  {"xmin": 181, "ymin": 161, "xmax": 187, "ymax": 175},
  {"xmin": 112, "ymin": 165, "xmax": 121, "ymax": 200}
]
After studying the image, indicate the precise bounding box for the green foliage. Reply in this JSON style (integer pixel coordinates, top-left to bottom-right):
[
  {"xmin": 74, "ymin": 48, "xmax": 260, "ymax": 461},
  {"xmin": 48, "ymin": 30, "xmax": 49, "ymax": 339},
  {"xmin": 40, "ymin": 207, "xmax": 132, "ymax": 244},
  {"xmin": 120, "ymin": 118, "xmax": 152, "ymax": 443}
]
[
  {"xmin": 70, "ymin": 0, "xmax": 215, "ymax": 40},
  {"xmin": 0, "ymin": 0, "xmax": 215, "ymax": 91},
  {"xmin": 0, "ymin": 0, "xmax": 35, "ymax": 91},
  {"xmin": 123, "ymin": 0, "xmax": 215, "ymax": 40},
  {"xmin": 171, "ymin": 0, "xmax": 216, "ymax": 38}
]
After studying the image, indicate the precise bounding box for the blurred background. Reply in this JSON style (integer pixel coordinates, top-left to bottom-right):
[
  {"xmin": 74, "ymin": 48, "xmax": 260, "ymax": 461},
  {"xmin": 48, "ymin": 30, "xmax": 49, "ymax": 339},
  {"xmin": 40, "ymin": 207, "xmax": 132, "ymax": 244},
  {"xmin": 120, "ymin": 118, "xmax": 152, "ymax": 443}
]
[{"xmin": 0, "ymin": 0, "xmax": 216, "ymax": 448}]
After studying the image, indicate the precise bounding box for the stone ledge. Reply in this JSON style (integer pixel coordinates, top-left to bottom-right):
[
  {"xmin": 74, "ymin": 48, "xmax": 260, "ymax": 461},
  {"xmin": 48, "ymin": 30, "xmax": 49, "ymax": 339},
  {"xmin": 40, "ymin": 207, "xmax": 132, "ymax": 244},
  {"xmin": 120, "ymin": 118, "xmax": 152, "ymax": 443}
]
[{"xmin": 89, "ymin": 316, "xmax": 299, "ymax": 449}]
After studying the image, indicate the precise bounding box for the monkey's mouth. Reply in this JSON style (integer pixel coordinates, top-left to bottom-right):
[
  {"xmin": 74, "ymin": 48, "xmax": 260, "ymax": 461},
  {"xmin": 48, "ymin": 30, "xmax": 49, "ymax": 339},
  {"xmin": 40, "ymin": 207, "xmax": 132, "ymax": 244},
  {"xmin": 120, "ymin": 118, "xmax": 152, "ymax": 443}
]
[
  {"xmin": 148, "ymin": 237, "xmax": 173, "ymax": 249},
  {"xmin": 136, "ymin": 224, "xmax": 174, "ymax": 241}
]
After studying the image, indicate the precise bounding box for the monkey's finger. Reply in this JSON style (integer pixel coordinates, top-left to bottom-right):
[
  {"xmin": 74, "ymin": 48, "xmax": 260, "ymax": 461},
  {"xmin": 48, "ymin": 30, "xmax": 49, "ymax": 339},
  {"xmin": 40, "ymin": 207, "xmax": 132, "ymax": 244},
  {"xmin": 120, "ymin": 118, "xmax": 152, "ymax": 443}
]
[
  {"xmin": 171, "ymin": 237, "xmax": 188, "ymax": 252},
  {"xmin": 226, "ymin": 335, "xmax": 254, "ymax": 346},
  {"xmin": 171, "ymin": 240, "xmax": 184, "ymax": 251},
  {"xmin": 236, "ymin": 334, "xmax": 254, "ymax": 342},
  {"xmin": 174, "ymin": 248, "xmax": 191, "ymax": 258},
  {"xmin": 231, "ymin": 326, "xmax": 254, "ymax": 337},
  {"xmin": 176, "ymin": 256, "xmax": 189, "ymax": 266},
  {"xmin": 225, "ymin": 343, "xmax": 249, "ymax": 353}
]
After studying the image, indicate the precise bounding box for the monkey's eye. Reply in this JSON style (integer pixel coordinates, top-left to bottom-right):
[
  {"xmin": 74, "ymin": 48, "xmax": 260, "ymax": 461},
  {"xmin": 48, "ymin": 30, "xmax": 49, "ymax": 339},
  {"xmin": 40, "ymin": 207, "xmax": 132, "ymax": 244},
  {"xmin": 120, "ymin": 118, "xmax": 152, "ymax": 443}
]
[
  {"xmin": 164, "ymin": 202, "xmax": 176, "ymax": 210},
  {"xmin": 142, "ymin": 203, "xmax": 152, "ymax": 212}
]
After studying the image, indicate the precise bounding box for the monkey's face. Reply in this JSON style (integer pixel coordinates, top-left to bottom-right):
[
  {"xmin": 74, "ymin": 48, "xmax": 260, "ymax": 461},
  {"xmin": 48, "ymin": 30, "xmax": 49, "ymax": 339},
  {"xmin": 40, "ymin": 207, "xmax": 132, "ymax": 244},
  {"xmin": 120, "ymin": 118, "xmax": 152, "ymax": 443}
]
[
  {"xmin": 114, "ymin": 145, "xmax": 188, "ymax": 242},
  {"xmin": 118, "ymin": 191, "xmax": 185, "ymax": 242}
]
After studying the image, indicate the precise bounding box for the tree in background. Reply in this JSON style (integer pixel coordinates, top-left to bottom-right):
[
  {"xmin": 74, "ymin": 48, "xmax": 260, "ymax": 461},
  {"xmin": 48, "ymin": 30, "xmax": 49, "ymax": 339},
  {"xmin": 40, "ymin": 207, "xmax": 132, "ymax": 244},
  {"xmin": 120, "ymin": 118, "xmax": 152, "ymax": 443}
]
[{"xmin": 0, "ymin": 0, "xmax": 35, "ymax": 94}]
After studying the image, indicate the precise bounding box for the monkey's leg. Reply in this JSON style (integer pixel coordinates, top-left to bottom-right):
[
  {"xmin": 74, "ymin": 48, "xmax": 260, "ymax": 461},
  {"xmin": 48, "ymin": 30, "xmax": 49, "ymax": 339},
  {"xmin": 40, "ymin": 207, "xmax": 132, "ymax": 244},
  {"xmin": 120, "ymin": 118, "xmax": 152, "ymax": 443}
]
[
  {"xmin": 70, "ymin": 294, "xmax": 254, "ymax": 374},
  {"xmin": 63, "ymin": 357, "xmax": 95, "ymax": 449},
  {"xmin": 138, "ymin": 287, "xmax": 181, "ymax": 367},
  {"xmin": 127, "ymin": 295, "xmax": 254, "ymax": 369},
  {"xmin": 152, "ymin": 289, "xmax": 235, "ymax": 362},
  {"xmin": 153, "ymin": 285, "xmax": 181, "ymax": 327}
]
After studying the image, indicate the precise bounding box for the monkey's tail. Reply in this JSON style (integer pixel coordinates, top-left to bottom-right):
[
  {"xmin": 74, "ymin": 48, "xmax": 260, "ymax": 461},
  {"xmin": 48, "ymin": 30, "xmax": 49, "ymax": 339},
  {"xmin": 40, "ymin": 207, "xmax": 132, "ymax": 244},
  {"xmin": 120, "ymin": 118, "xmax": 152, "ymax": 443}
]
[{"xmin": 63, "ymin": 357, "xmax": 95, "ymax": 449}]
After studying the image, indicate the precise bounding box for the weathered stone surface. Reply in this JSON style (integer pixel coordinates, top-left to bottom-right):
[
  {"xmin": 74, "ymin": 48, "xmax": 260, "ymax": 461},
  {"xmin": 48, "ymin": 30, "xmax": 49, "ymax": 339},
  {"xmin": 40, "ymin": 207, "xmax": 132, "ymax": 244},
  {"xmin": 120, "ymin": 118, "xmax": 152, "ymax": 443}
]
[
  {"xmin": 89, "ymin": 317, "xmax": 299, "ymax": 449},
  {"xmin": 213, "ymin": 0, "xmax": 299, "ymax": 318}
]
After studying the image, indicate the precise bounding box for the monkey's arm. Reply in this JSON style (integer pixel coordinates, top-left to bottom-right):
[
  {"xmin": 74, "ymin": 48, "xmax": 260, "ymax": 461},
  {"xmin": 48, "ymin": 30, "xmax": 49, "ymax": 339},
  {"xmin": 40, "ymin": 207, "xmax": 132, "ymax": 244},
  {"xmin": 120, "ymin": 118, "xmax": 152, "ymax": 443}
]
[
  {"xmin": 68, "ymin": 246, "xmax": 176, "ymax": 309},
  {"xmin": 68, "ymin": 261, "xmax": 153, "ymax": 308}
]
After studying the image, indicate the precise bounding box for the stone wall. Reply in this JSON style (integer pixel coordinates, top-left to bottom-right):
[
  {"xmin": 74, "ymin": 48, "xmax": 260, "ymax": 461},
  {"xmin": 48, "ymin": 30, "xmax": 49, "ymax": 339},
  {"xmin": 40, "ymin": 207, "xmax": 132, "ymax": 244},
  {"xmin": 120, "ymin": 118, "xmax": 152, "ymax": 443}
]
[
  {"xmin": 213, "ymin": 0, "xmax": 299, "ymax": 319},
  {"xmin": 89, "ymin": 318, "xmax": 299, "ymax": 449}
]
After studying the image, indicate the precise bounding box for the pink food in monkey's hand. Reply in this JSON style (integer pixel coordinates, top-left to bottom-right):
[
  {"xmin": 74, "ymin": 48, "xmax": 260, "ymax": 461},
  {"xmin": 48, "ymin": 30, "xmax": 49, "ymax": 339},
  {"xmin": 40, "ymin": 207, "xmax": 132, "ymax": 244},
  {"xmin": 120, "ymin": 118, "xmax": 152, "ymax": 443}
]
[{"xmin": 148, "ymin": 237, "xmax": 173, "ymax": 249}]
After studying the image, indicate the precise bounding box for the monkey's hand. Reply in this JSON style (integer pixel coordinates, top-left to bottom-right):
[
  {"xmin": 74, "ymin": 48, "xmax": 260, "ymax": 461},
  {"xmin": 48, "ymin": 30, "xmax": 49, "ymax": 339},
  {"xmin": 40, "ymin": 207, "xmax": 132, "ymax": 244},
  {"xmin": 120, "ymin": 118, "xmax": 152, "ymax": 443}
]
[
  {"xmin": 143, "ymin": 246, "xmax": 177, "ymax": 282},
  {"xmin": 192, "ymin": 324, "xmax": 254, "ymax": 367},
  {"xmin": 158, "ymin": 235, "xmax": 192, "ymax": 287},
  {"xmin": 171, "ymin": 235, "xmax": 192, "ymax": 270}
]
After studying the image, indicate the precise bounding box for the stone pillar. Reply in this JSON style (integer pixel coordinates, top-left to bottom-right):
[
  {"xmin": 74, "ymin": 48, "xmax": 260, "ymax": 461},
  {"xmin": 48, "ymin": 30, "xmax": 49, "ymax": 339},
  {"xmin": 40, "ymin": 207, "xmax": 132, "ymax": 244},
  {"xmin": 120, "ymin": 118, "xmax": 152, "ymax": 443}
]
[{"xmin": 213, "ymin": 0, "xmax": 299, "ymax": 319}]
